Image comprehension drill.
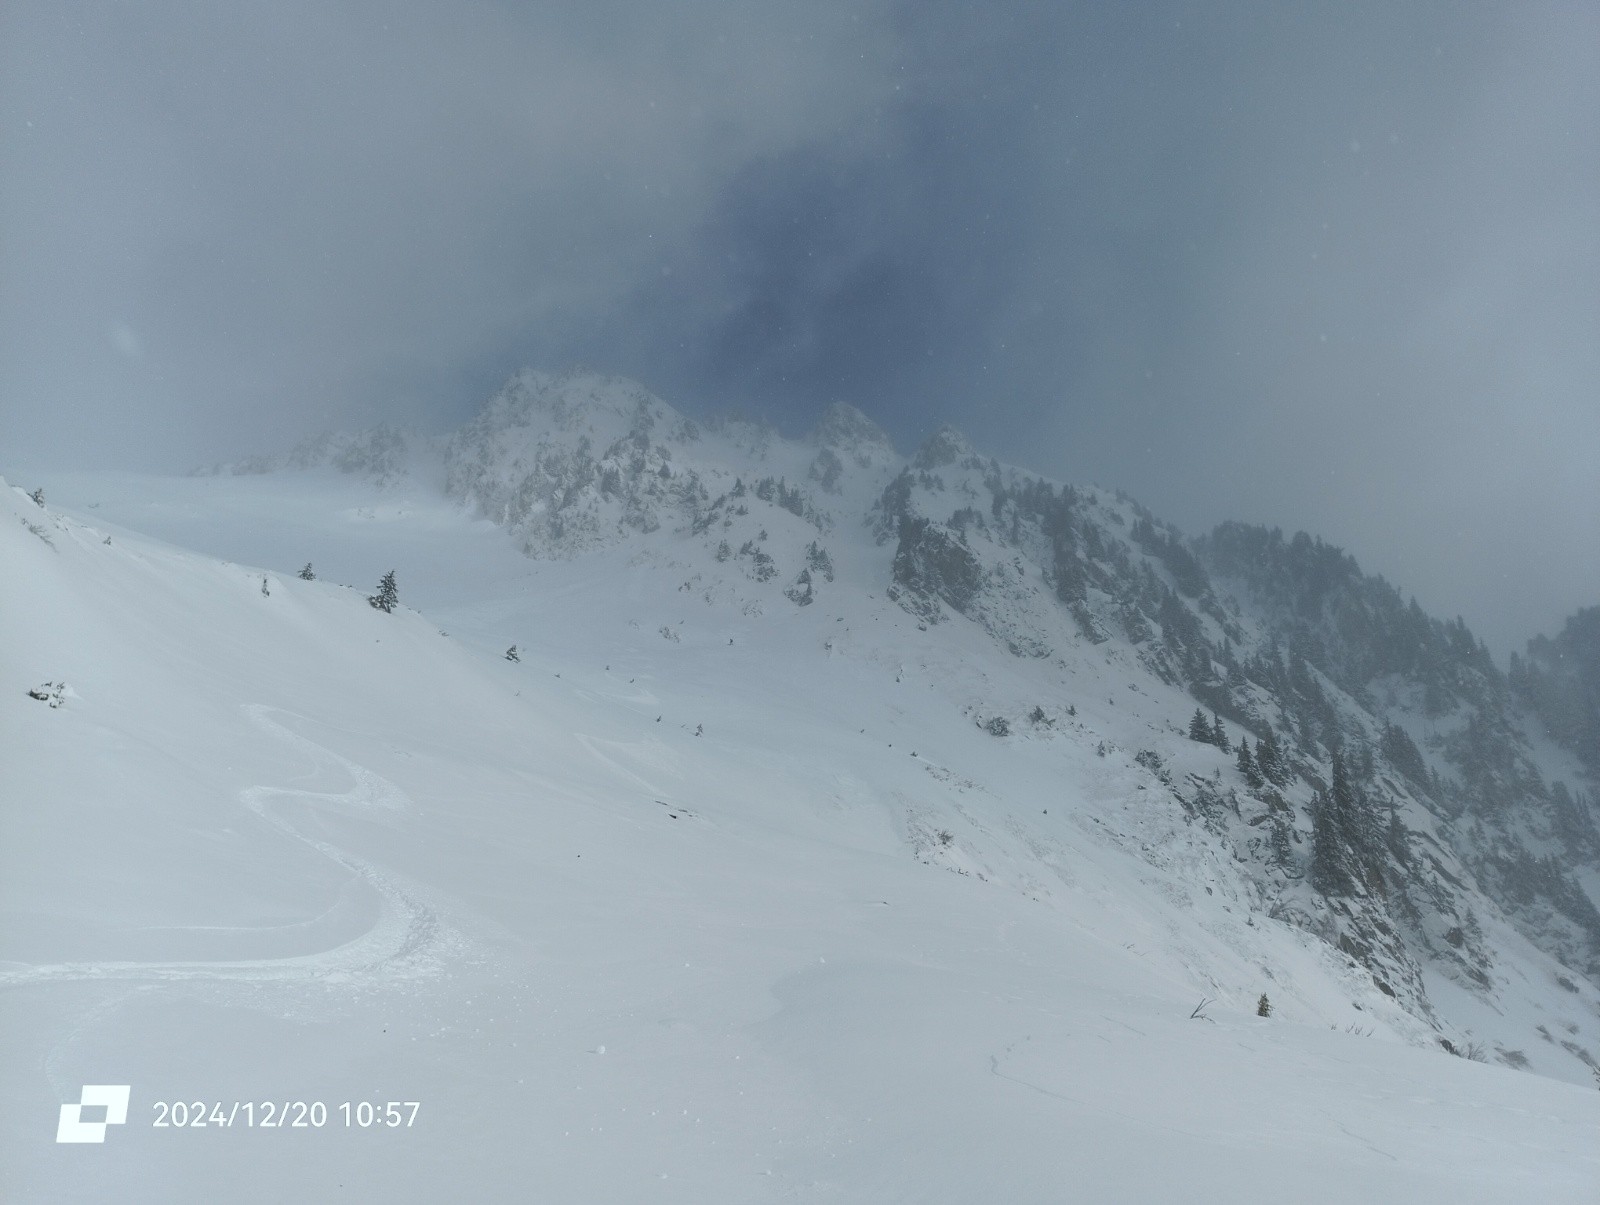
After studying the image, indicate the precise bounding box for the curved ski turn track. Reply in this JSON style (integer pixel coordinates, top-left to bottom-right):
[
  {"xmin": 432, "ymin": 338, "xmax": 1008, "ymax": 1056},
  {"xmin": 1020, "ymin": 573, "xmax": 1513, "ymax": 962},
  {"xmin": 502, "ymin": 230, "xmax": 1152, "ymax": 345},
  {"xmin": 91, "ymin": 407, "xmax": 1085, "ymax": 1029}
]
[{"xmin": 0, "ymin": 705, "xmax": 445, "ymax": 989}]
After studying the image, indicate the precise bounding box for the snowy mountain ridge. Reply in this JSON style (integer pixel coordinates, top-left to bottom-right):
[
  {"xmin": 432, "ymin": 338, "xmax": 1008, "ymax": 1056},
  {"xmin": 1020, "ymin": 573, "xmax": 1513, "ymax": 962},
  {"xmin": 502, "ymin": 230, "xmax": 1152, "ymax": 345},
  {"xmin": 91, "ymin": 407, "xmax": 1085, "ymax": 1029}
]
[
  {"xmin": 195, "ymin": 369, "xmax": 1600, "ymax": 1064},
  {"xmin": 7, "ymin": 371, "xmax": 1600, "ymax": 1198}
]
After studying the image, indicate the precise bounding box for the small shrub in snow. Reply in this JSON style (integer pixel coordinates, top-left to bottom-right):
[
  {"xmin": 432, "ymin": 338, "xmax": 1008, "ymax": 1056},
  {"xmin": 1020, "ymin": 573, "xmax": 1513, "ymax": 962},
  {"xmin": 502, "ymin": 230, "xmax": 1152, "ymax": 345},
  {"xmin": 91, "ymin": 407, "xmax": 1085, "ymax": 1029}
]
[
  {"xmin": 20, "ymin": 516, "xmax": 53, "ymax": 546},
  {"xmin": 1134, "ymin": 748, "xmax": 1171, "ymax": 784},
  {"xmin": 1440, "ymin": 1037, "xmax": 1487, "ymax": 1061},
  {"xmin": 785, "ymin": 569, "xmax": 815, "ymax": 606},
  {"xmin": 982, "ymin": 716, "xmax": 1010, "ymax": 737},
  {"xmin": 805, "ymin": 540, "xmax": 835, "ymax": 581},
  {"xmin": 29, "ymin": 487, "xmax": 44, "ymax": 508},
  {"xmin": 27, "ymin": 682, "xmax": 66, "ymax": 708},
  {"xmin": 1257, "ymin": 993, "xmax": 1272, "ymax": 1017},
  {"xmin": 505, "ymin": 645, "xmax": 520, "ymax": 663},
  {"xmin": 298, "ymin": 563, "xmax": 315, "ymax": 581}
]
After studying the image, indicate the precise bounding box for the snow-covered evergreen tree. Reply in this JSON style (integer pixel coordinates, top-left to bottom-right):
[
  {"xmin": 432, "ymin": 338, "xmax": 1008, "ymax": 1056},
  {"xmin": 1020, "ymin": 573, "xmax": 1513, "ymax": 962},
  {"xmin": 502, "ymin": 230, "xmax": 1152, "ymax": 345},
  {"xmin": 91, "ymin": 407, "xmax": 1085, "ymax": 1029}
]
[
  {"xmin": 1309, "ymin": 788, "xmax": 1347, "ymax": 896},
  {"xmin": 1256, "ymin": 728, "xmax": 1288, "ymax": 787},
  {"xmin": 1236, "ymin": 740, "xmax": 1262, "ymax": 788},
  {"xmin": 369, "ymin": 570, "xmax": 399, "ymax": 613}
]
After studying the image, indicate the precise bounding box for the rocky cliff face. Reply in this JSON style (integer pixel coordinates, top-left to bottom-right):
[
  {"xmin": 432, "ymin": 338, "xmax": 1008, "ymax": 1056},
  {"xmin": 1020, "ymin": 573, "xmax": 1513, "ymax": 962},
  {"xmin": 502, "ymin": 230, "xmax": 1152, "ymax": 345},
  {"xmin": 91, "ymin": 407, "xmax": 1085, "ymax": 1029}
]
[
  {"xmin": 441, "ymin": 370, "xmax": 708, "ymax": 556},
  {"xmin": 866, "ymin": 422, "xmax": 1600, "ymax": 1005}
]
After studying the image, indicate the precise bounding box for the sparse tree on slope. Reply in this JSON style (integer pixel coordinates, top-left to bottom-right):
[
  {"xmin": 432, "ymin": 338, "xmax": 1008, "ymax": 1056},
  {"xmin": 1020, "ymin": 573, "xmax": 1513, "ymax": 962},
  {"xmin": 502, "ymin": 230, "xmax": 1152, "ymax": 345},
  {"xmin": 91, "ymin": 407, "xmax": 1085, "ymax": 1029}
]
[
  {"xmin": 1211, "ymin": 713, "xmax": 1231, "ymax": 752},
  {"xmin": 1267, "ymin": 812, "xmax": 1294, "ymax": 870},
  {"xmin": 369, "ymin": 570, "xmax": 399, "ymax": 613},
  {"xmin": 1256, "ymin": 728, "xmax": 1287, "ymax": 787},
  {"xmin": 1237, "ymin": 740, "xmax": 1263, "ymax": 789},
  {"xmin": 299, "ymin": 563, "xmax": 315, "ymax": 581}
]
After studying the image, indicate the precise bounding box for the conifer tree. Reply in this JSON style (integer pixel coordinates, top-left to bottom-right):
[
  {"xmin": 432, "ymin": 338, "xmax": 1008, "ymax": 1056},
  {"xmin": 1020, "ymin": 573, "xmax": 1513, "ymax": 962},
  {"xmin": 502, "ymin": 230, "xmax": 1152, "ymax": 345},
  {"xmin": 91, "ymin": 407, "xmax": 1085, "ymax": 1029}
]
[
  {"xmin": 1188, "ymin": 709, "xmax": 1213, "ymax": 744},
  {"xmin": 1309, "ymin": 787, "xmax": 1347, "ymax": 895},
  {"xmin": 1384, "ymin": 804, "xmax": 1410, "ymax": 865},
  {"xmin": 1354, "ymin": 741, "xmax": 1376, "ymax": 783},
  {"xmin": 369, "ymin": 570, "xmax": 399, "ymax": 613},
  {"xmin": 1330, "ymin": 748, "xmax": 1357, "ymax": 836},
  {"xmin": 1295, "ymin": 711, "xmax": 1317, "ymax": 755},
  {"xmin": 1236, "ymin": 740, "xmax": 1263, "ymax": 788},
  {"xmin": 1267, "ymin": 812, "xmax": 1293, "ymax": 869},
  {"xmin": 1211, "ymin": 713, "xmax": 1231, "ymax": 752},
  {"xmin": 1330, "ymin": 748, "xmax": 1382, "ymax": 888},
  {"xmin": 298, "ymin": 563, "xmax": 315, "ymax": 581},
  {"xmin": 505, "ymin": 645, "xmax": 520, "ymax": 663},
  {"xmin": 1255, "ymin": 733, "xmax": 1276, "ymax": 783},
  {"xmin": 1257, "ymin": 728, "xmax": 1287, "ymax": 787}
]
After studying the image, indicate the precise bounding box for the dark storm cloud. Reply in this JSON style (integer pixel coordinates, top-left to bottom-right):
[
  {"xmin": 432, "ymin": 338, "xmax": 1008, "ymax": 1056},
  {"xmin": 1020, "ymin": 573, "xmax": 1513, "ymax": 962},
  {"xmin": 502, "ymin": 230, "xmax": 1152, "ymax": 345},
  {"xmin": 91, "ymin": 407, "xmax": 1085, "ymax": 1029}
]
[
  {"xmin": 0, "ymin": 0, "xmax": 902, "ymax": 455},
  {"xmin": 570, "ymin": 1, "xmax": 1600, "ymax": 652},
  {"xmin": 2, "ymin": 1, "xmax": 1595, "ymax": 650}
]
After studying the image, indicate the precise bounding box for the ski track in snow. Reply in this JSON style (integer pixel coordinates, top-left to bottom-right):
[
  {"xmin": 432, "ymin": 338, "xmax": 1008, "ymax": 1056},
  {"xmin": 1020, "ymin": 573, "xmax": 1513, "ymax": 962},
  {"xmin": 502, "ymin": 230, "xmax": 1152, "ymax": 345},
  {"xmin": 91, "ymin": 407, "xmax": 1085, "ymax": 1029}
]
[
  {"xmin": 0, "ymin": 705, "xmax": 448, "ymax": 990},
  {"xmin": 573, "ymin": 731, "xmax": 671, "ymax": 796}
]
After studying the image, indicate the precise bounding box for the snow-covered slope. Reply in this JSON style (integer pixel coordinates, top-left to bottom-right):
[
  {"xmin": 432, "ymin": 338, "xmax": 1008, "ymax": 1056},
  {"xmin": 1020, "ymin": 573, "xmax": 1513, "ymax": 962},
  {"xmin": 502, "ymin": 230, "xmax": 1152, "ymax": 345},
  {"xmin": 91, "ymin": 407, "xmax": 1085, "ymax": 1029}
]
[
  {"xmin": 5, "ymin": 374, "xmax": 1599, "ymax": 1201},
  {"xmin": 135, "ymin": 369, "xmax": 1600, "ymax": 1062}
]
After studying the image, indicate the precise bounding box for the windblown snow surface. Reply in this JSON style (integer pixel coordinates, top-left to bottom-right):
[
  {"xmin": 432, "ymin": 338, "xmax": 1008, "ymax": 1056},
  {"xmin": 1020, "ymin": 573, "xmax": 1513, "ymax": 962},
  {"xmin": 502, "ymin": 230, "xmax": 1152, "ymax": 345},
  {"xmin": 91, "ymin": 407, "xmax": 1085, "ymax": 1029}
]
[{"xmin": 3, "ymin": 462, "xmax": 1597, "ymax": 1203}]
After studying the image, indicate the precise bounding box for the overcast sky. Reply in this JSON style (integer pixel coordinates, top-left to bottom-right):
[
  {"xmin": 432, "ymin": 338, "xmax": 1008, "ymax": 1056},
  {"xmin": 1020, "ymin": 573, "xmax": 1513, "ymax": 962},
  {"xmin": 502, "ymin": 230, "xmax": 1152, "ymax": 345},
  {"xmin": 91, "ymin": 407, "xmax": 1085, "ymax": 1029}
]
[{"xmin": 2, "ymin": 1, "xmax": 1596, "ymax": 653}]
